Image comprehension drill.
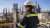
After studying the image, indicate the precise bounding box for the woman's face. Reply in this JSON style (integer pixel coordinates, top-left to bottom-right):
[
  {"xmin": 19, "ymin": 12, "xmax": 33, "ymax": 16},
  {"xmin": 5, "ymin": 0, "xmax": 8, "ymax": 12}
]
[
  {"xmin": 25, "ymin": 6, "xmax": 32, "ymax": 11},
  {"xmin": 25, "ymin": 7, "xmax": 31, "ymax": 11}
]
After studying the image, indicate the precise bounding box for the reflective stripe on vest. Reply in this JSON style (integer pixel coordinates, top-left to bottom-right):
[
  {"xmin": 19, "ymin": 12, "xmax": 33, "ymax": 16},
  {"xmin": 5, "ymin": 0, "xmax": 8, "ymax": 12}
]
[{"xmin": 26, "ymin": 14, "xmax": 38, "ymax": 17}]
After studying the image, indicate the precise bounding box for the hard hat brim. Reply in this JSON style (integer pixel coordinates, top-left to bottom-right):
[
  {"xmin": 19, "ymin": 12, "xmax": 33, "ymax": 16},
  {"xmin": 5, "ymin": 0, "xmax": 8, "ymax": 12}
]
[{"xmin": 24, "ymin": 5, "xmax": 35, "ymax": 8}]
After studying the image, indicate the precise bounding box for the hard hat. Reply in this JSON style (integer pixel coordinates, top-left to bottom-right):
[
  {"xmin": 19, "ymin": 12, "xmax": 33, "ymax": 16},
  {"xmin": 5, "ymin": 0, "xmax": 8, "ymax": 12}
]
[
  {"xmin": 24, "ymin": 0, "xmax": 36, "ymax": 7},
  {"xmin": 24, "ymin": 0, "xmax": 33, "ymax": 5}
]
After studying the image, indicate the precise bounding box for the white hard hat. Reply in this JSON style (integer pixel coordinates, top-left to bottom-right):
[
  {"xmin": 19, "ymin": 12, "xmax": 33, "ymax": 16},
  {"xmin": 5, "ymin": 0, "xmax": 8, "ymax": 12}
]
[
  {"xmin": 24, "ymin": 0, "xmax": 36, "ymax": 7},
  {"xmin": 24, "ymin": 0, "xmax": 33, "ymax": 5}
]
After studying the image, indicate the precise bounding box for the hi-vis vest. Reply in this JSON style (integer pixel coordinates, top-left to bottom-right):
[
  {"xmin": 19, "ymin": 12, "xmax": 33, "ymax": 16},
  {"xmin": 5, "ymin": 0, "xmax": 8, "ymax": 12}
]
[{"xmin": 26, "ymin": 13, "xmax": 38, "ymax": 17}]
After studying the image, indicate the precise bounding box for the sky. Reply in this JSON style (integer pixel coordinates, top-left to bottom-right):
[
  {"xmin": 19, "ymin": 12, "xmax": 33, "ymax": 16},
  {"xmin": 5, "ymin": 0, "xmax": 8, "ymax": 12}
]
[
  {"xmin": 0, "ymin": 0, "xmax": 17, "ymax": 8},
  {"xmin": 0, "ymin": 0, "xmax": 50, "ymax": 13}
]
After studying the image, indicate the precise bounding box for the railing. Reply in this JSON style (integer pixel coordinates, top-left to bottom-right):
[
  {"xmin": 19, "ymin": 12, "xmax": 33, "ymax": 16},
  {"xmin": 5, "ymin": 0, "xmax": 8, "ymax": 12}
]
[{"xmin": 37, "ymin": 22, "xmax": 50, "ymax": 28}]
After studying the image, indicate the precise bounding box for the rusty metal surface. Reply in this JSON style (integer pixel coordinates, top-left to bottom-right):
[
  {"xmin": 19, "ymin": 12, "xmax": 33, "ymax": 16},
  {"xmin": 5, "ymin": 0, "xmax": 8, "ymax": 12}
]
[{"xmin": 0, "ymin": 23, "xmax": 14, "ymax": 28}]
